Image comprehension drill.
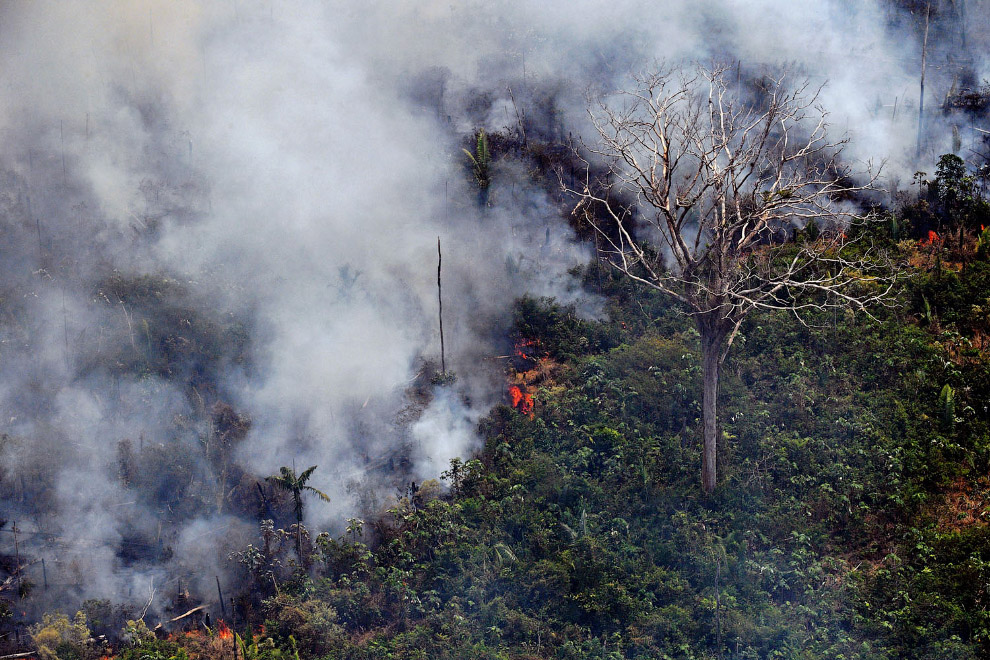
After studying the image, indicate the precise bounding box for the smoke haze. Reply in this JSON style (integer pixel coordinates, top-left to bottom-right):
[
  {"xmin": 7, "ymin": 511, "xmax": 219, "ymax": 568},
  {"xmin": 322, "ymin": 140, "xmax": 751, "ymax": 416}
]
[{"xmin": 0, "ymin": 0, "xmax": 986, "ymax": 617}]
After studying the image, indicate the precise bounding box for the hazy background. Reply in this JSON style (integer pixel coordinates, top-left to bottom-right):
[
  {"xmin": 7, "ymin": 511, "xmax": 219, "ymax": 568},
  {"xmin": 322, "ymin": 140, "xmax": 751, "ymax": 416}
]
[{"xmin": 0, "ymin": 0, "xmax": 985, "ymax": 617}]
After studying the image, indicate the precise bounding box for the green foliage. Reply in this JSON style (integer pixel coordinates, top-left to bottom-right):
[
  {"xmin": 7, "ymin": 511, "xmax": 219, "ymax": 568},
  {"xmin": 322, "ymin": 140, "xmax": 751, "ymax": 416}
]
[
  {"xmin": 463, "ymin": 129, "xmax": 492, "ymax": 189},
  {"xmin": 119, "ymin": 642, "xmax": 189, "ymax": 660},
  {"xmin": 237, "ymin": 628, "xmax": 300, "ymax": 660},
  {"xmin": 906, "ymin": 154, "xmax": 990, "ymax": 246},
  {"xmin": 931, "ymin": 155, "xmax": 979, "ymax": 228},
  {"xmin": 977, "ymin": 225, "xmax": 990, "ymax": 261},
  {"xmin": 511, "ymin": 295, "xmax": 620, "ymax": 361},
  {"xmin": 889, "ymin": 213, "xmax": 903, "ymax": 241},
  {"xmin": 29, "ymin": 201, "xmax": 990, "ymax": 658},
  {"xmin": 263, "ymin": 595, "xmax": 342, "ymax": 657},
  {"xmin": 909, "ymin": 263, "xmax": 990, "ymax": 369},
  {"xmin": 121, "ymin": 618, "xmax": 156, "ymax": 647},
  {"xmin": 30, "ymin": 611, "xmax": 91, "ymax": 660},
  {"xmin": 463, "ymin": 129, "xmax": 493, "ymax": 207},
  {"xmin": 939, "ymin": 384, "xmax": 956, "ymax": 428},
  {"xmin": 207, "ymin": 253, "xmax": 990, "ymax": 658},
  {"xmin": 267, "ymin": 465, "xmax": 331, "ymax": 524}
]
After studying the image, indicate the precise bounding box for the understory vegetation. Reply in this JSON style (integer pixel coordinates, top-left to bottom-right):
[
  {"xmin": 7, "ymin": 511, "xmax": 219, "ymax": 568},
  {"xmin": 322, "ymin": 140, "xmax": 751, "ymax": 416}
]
[{"xmin": 19, "ymin": 161, "xmax": 990, "ymax": 659}]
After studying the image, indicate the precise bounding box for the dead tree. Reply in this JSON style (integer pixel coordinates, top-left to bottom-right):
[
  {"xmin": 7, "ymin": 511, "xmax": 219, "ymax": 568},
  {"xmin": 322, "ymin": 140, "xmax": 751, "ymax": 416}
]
[{"xmin": 567, "ymin": 63, "xmax": 897, "ymax": 493}]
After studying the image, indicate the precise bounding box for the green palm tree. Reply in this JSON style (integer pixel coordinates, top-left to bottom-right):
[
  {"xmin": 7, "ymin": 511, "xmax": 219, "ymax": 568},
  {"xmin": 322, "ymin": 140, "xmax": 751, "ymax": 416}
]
[
  {"xmin": 463, "ymin": 129, "xmax": 492, "ymax": 206},
  {"xmin": 266, "ymin": 465, "xmax": 330, "ymax": 555}
]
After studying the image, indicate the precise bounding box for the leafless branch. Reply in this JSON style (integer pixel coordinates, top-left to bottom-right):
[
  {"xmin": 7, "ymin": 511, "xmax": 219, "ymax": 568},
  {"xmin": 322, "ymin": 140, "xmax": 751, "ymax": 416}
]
[
  {"xmin": 563, "ymin": 63, "xmax": 895, "ymax": 341},
  {"xmin": 563, "ymin": 62, "xmax": 899, "ymax": 493}
]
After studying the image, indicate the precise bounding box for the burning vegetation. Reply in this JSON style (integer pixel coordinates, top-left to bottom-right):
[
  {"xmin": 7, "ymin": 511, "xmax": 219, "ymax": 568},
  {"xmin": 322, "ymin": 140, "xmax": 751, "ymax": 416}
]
[
  {"xmin": 505, "ymin": 337, "xmax": 553, "ymax": 418},
  {"xmin": 507, "ymin": 385, "xmax": 534, "ymax": 416}
]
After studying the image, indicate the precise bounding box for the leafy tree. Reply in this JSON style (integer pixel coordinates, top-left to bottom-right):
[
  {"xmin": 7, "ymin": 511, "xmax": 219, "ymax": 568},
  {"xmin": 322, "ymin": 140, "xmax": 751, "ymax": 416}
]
[
  {"xmin": 926, "ymin": 153, "xmax": 990, "ymax": 252},
  {"xmin": 30, "ymin": 611, "xmax": 91, "ymax": 660},
  {"xmin": 266, "ymin": 465, "xmax": 330, "ymax": 556}
]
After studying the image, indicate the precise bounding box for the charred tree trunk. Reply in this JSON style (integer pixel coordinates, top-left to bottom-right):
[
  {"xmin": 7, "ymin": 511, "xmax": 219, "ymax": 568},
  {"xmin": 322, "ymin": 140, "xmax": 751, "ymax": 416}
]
[
  {"xmin": 437, "ymin": 237, "xmax": 446, "ymax": 376},
  {"xmin": 216, "ymin": 576, "xmax": 227, "ymax": 620}
]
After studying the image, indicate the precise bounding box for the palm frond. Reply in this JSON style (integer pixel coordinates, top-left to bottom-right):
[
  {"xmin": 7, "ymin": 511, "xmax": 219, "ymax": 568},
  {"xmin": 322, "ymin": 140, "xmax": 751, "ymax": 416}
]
[
  {"xmin": 266, "ymin": 473, "xmax": 294, "ymax": 492},
  {"xmin": 297, "ymin": 465, "xmax": 318, "ymax": 485},
  {"xmin": 303, "ymin": 486, "xmax": 331, "ymax": 503}
]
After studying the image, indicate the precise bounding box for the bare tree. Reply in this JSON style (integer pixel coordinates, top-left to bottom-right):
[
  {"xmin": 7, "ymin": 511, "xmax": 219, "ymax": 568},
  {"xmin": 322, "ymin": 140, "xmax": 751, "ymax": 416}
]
[{"xmin": 567, "ymin": 64, "xmax": 896, "ymax": 493}]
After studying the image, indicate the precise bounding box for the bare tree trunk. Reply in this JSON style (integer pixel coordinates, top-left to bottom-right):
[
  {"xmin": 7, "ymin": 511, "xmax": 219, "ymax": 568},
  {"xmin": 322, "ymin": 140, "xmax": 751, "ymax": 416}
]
[
  {"xmin": 437, "ymin": 237, "xmax": 446, "ymax": 375},
  {"xmin": 296, "ymin": 511, "xmax": 303, "ymax": 559},
  {"xmin": 917, "ymin": 2, "xmax": 931, "ymax": 160},
  {"xmin": 701, "ymin": 332, "xmax": 721, "ymax": 493}
]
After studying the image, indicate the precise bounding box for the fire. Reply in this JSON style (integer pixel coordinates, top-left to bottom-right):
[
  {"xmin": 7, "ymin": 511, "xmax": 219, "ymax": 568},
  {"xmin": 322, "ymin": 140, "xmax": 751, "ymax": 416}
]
[
  {"xmin": 217, "ymin": 621, "xmax": 233, "ymax": 640},
  {"xmin": 508, "ymin": 385, "xmax": 534, "ymax": 416},
  {"xmin": 921, "ymin": 230, "xmax": 941, "ymax": 246},
  {"xmin": 514, "ymin": 338, "xmax": 548, "ymax": 362},
  {"xmin": 509, "ymin": 385, "xmax": 523, "ymax": 407},
  {"xmin": 170, "ymin": 628, "xmax": 204, "ymax": 640}
]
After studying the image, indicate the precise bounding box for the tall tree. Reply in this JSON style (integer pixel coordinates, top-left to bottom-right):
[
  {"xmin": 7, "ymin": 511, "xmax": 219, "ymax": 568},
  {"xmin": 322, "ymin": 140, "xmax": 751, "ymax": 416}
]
[
  {"xmin": 266, "ymin": 465, "xmax": 330, "ymax": 555},
  {"xmin": 925, "ymin": 153, "xmax": 990, "ymax": 252},
  {"xmin": 567, "ymin": 64, "xmax": 896, "ymax": 492}
]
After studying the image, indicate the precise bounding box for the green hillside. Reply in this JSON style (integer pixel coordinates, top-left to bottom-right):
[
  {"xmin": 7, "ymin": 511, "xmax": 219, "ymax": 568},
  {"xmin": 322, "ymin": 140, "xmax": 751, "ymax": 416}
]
[{"xmin": 94, "ymin": 208, "xmax": 990, "ymax": 660}]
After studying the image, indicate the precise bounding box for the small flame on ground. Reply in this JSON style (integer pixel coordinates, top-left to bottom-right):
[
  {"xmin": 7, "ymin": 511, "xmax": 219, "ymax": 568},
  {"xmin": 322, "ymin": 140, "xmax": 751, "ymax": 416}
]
[
  {"xmin": 168, "ymin": 628, "xmax": 204, "ymax": 641},
  {"xmin": 218, "ymin": 621, "xmax": 233, "ymax": 640},
  {"xmin": 921, "ymin": 230, "xmax": 941, "ymax": 246},
  {"xmin": 514, "ymin": 338, "xmax": 548, "ymax": 363}
]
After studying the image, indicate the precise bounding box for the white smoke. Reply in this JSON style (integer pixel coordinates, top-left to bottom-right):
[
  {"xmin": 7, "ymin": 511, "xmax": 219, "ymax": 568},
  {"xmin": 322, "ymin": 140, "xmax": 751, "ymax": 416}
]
[{"xmin": 0, "ymin": 0, "xmax": 985, "ymax": 615}]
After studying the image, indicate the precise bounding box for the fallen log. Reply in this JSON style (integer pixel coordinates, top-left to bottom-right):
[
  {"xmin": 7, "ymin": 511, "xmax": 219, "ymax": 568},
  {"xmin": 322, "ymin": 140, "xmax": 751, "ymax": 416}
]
[{"xmin": 169, "ymin": 604, "xmax": 206, "ymax": 623}]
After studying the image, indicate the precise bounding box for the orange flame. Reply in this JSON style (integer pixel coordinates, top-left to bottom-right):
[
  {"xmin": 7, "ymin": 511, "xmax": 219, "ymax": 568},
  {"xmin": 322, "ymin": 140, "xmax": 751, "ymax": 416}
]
[
  {"xmin": 514, "ymin": 338, "xmax": 548, "ymax": 363},
  {"xmin": 218, "ymin": 621, "xmax": 233, "ymax": 640},
  {"xmin": 509, "ymin": 385, "xmax": 523, "ymax": 407},
  {"xmin": 508, "ymin": 386, "xmax": 534, "ymax": 416},
  {"xmin": 921, "ymin": 230, "xmax": 941, "ymax": 246},
  {"xmin": 168, "ymin": 627, "xmax": 204, "ymax": 642}
]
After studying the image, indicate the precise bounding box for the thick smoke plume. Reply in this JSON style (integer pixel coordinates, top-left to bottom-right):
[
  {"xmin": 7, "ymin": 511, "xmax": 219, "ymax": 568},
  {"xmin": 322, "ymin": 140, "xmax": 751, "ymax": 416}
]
[{"xmin": 0, "ymin": 0, "xmax": 986, "ymax": 621}]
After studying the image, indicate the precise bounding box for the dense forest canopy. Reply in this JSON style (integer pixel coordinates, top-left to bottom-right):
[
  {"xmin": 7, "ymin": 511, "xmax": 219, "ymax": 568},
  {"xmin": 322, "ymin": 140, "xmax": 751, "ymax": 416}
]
[{"xmin": 0, "ymin": 0, "xmax": 989, "ymax": 658}]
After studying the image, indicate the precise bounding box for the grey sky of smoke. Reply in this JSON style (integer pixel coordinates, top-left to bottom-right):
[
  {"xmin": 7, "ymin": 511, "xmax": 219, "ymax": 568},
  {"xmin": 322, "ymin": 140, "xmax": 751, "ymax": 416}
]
[{"xmin": 0, "ymin": 0, "xmax": 985, "ymax": 612}]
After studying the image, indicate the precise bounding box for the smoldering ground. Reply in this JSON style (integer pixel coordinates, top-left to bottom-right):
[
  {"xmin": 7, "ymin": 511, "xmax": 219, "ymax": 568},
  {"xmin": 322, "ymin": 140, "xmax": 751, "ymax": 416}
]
[{"xmin": 0, "ymin": 0, "xmax": 986, "ymax": 622}]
